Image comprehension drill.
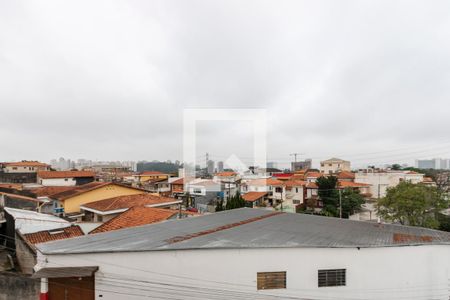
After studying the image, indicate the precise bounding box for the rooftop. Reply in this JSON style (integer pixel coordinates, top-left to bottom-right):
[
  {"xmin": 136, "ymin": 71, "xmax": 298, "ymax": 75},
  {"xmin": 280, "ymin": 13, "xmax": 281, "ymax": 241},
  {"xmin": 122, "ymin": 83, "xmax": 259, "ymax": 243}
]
[
  {"xmin": 2, "ymin": 161, "xmax": 49, "ymax": 167},
  {"xmin": 89, "ymin": 206, "xmax": 179, "ymax": 234},
  {"xmin": 49, "ymin": 182, "xmax": 142, "ymax": 201},
  {"xmin": 24, "ymin": 225, "xmax": 84, "ymax": 245},
  {"xmin": 242, "ymin": 192, "xmax": 268, "ymax": 202},
  {"xmin": 37, "ymin": 208, "xmax": 450, "ymax": 255},
  {"xmin": 4, "ymin": 207, "xmax": 70, "ymax": 234},
  {"xmin": 37, "ymin": 171, "xmax": 95, "ymax": 179},
  {"xmin": 30, "ymin": 186, "xmax": 75, "ymax": 197},
  {"xmin": 80, "ymin": 193, "xmax": 181, "ymax": 213}
]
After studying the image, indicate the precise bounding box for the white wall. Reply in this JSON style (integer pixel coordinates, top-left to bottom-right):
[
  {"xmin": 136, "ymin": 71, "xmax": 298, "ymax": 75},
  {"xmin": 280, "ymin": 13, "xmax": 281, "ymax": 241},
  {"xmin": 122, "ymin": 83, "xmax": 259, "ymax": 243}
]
[
  {"xmin": 39, "ymin": 177, "xmax": 77, "ymax": 186},
  {"xmin": 38, "ymin": 245, "xmax": 450, "ymax": 300},
  {"xmin": 355, "ymin": 172, "xmax": 425, "ymax": 198}
]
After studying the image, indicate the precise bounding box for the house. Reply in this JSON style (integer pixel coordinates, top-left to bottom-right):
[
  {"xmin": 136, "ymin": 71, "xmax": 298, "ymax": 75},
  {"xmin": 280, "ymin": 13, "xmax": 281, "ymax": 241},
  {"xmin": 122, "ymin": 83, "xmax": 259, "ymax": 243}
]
[
  {"xmin": 79, "ymin": 193, "xmax": 182, "ymax": 222},
  {"xmin": 0, "ymin": 161, "xmax": 50, "ymax": 173},
  {"xmin": 1, "ymin": 207, "xmax": 80, "ymax": 274},
  {"xmin": 48, "ymin": 182, "xmax": 147, "ymax": 218},
  {"xmin": 355, "ymin": 170, "xmax": 425, "ymax": 198},
  {"xmin": 241, "ymin": 192, "xmax": 268, "ymax": 207},
  {"xmin": 320, "ymin": 158, "xmax": 351, "ymax": 174},
  {"xmin": 35, "ymin": 208, "xmax": 450, "ymax": 300},
  {"xmin": 169, "ymin": 178, "xmax": 184, "ymax": 195},
  {"xmin": 133, "ymin": 171, "xmax": 170, "ymax": 183},
  {"xmin": 0, "ymin": 192, "xmax": 49, "ymax": 212},
  {"xmin": 241, "ymin": 178, "xmax": 285, "ymax": 208},
  {"xmin": 0, "ymin": 161, "xmax": 50, "ymax": 183},
  {"xmin": 284, "ymin": 180, "xmax": 307, "ymax": 212},
  {"xmin": 140, "ymin": 178, "xmax": 171, "ymax": 196},
  {"xmin": 37, "ymin": 171, "xmax": 96, "ymax": 186},
  {"xmin": 89, "ymin": 206, "xmax": 195, "ymax": 234}
]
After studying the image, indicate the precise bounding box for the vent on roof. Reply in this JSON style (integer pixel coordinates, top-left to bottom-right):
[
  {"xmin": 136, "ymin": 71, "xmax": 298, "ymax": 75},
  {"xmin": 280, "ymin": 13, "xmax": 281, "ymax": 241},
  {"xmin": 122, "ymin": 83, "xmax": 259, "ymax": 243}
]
[
  {"xmin": 257, "ymin": 271, "xmax": 286, "ymax": 290},
  {"xmin": 318, "ymin": 269, "xmax": 346, "ymax": 287},
  {"xmin": 49, "ymin": 230, "xmax": 64, "ymax": 235}
]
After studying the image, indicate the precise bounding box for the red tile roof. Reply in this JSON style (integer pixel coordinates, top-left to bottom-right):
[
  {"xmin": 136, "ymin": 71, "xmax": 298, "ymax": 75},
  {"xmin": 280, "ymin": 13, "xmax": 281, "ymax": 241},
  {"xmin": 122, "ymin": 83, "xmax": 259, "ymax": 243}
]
[
  {"xmin": 31, "ymin": 186, "xmax": 76, "ymax": 197},
  {"xmin": 50, "ymin": 182, "xmax": 111, "ymax": 200},
  {"xmin": 305, "ymin": 172, "xmax": 322, "ymax": 178},
  {"xmin": 90, "ymin": 206, "xmax": 178, "ymax": 234},
  {"xmin": 246, "ymin": 178, "xmax": 285, "ymax": 186},
  {"xmin": 3, "ymin": 161, "xmax": 49, "ymax": 167},
  {"xmin": 0, "ymin": 183, "xmax": 22, "ymax": 190},
  {"xmin": 23, "ymin": 225, "xmax": 84, "ymax": 245},
  {"xmin": 272, "ymin": 173, "xmax": 293, "ymax": 178},
  {"xmin": 338, "ymin": 181, "xmax": 371, "ymax": 188},
  {"xmin": 81, "ymin": 193, "xmax": 180, "ymax": 212},
  {"xmin": 171, "ymin": 178, "xmax": 184, "ymax": 185},
  {"xmin": 337, "ymin": 171, "xmax": 355, "ymax": 180},
  {"xmin": 215, "ymin": 172, "xmax": 237, "ymax": 177},
  {"xmin": 0, "ymin": 192, "xmax": 44, "ymax": 202},
  {"xmin": 284, "ymin": 180, "xmax": 307, "ymax": 188},
  {"xmin": 37, "ymin": 171, "xmax": 95, "ymax": 179},
  {"xmin": 242, "ymin": 192, "xmax": 268, "ymax": 202}
]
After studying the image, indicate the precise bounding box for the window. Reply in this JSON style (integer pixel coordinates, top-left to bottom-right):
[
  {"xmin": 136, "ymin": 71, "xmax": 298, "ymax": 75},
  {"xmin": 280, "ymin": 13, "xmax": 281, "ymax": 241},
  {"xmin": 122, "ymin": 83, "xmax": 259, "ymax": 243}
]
[
  {"xmin": 275, "ymin": 187, "xmax": 282, "ymax": 193},
  {"xmin": 318, "ymin": 269, "xmax": 346, "ymax": 287},
  {"xmin": 193, "ymin": 188, "xmax": 202, "ymax": 194},
  {"xmin": 257, "ymin": 272, "xmax": 286, "ymax": 290},
  {"xmin": 64, "ymin": 178, "xmax": 68, "ymax": 181},
  {"xmin": 295, "ymin": 188, "xmax": 299, "ymax": 193}
]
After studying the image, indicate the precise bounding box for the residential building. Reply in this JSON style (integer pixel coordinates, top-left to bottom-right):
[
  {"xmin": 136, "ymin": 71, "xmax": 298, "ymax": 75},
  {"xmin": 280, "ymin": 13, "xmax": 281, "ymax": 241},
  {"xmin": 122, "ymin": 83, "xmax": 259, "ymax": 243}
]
[
  {"xmin": 37, "ymin": 171, "xmax": 95, "ymax": 186},
  {"xmin": 132, "ymin": 171, "xmax": 170, "ymax": 183},
  {"xmin": 241, "ymin": 192, "xmax": 268, "ymax": 207},
  {"xmin": 35, "ymin": 208, "xmax": 450, "ymax": 300},
  {"xmin": 320, "ymin": 158, "xmax": 351, "ymax": 174},
  {"xmin": 0, "ymin": 161, "xmax": 50, "ymax": 173},
  {"xmin": 48, "ymin": 182, "xmax": 146, "ymax": 218},
  {"xmin": 355, "ymin": 170, "xmax": 425, "ymax": 198},
  {"xmin": 79, "ymin": 193, "xmax": 181, "ymax": 222},
  {"xmin": 291, "ymin": 159, "xmax": 312, "ymax": 172},
  {"xmin": 207, "ymin": 160, "xmax": 215, "ymax": 175},
  {"xmin": 217, "ymin": 161, "xmax": 224, "ymax": 173},
  {"xmin": 89, "ymin": 206, "xmax": 194, "ymax": 234}
]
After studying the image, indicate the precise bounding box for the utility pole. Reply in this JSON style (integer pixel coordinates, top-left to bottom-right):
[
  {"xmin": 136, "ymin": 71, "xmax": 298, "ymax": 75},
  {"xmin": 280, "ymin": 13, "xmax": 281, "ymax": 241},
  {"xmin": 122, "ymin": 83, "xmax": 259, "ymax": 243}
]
[{"xmin": 339, "ymin": 189, "xmax": 342, "ymax": 219}]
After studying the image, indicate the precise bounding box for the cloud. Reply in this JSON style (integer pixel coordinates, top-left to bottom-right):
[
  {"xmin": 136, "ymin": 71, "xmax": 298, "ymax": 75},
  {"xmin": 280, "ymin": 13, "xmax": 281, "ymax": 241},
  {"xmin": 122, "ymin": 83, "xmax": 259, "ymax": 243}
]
[{"xmin": 1, "ymin": 0, "xmax": 450, "ymax": 168}]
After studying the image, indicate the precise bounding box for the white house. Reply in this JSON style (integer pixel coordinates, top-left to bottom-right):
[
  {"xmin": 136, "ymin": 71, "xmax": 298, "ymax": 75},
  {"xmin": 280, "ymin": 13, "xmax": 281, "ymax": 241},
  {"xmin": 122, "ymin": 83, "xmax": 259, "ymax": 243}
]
[
  {"xmin": 320, "ymin": 158, "xmax": 351, "ymax": 174},
  {"xmin": 37, "ymin": 171, "xmax": 96, "ymax": 187},
  {"xmin": 355, "ymin": 170, "xmax": 425, "ymax": 198},
  {"xmin": 35, "ymin": 208, "xmax": 450, "ymax": 300}
]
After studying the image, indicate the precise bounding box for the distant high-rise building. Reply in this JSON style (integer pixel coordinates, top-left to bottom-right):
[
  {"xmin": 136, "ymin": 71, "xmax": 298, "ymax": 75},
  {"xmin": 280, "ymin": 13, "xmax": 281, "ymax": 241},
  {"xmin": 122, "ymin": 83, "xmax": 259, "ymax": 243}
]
[
  {"xmin": 291, "ymin": 159, "xmax": 312, "ymax": 172},
  {"xmin": 267, "ymin": 162, "xmax": 278, "ymax": 169},
  {"xmin": 217, "ymin": 161, "xmax": 224, "ymax": 173},
  {"xmin": 416, "ymin": 158, "xmax": 450, "ymax": 170},
  {"xmin": 207, "ymin": 160, "xmax": 215, "ymax": 175}
]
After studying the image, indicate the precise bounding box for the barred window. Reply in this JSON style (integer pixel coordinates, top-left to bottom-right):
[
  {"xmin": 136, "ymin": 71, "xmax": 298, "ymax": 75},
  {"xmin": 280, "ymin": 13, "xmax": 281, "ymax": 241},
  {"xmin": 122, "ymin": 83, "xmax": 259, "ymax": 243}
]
[
  {"xmin": 318, "ymin": 269, "xmax": 346, "ymax": 287},
  {"xmin": 257, "ymin": 272, "xmax": 286, "ymax": 290}
]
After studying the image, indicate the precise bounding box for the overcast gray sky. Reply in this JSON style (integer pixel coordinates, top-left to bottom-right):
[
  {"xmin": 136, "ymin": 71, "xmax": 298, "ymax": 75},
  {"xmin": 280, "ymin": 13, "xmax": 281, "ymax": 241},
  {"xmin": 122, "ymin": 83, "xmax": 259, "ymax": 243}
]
[{"xmin": 1, "ymin": 0, "xmax": 450, "ymax": 168}]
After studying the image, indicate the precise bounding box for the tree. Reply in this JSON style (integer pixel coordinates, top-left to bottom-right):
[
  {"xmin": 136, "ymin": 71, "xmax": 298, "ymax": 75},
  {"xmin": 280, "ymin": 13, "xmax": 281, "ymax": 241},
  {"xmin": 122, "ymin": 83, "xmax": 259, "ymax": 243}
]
[
  {"xmin": 316, "ymin": 176, "xmax": 339, "ymax": 217},
  {"xmin": 377, "ymin": 182, "xmax": 447, "ymax": 229},
  {"xmin": 391, "ymin": 164, "xmax": 402, "ymax": 170},
  {"xmin": 224, "ymin": 191, "xmax": 246, "ymax": 210},
  {"xmin": 340, "ymin": 188, "xmax": 365, "ymax": 218},
  {"xmin": 215, "ymin": 199, "xmax": 224, "ymax": 212}
]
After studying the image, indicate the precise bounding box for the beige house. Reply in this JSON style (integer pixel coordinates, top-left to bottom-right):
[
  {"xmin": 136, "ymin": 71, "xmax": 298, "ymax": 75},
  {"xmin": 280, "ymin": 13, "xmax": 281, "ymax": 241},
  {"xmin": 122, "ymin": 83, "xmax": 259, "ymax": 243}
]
[
  {"xmin": 0, "ymin": 161, "xmax": 50, "ymax": 173},
  {"xmin": 320, "ymin": 158, "xmax": 351, "ymax": 174}
]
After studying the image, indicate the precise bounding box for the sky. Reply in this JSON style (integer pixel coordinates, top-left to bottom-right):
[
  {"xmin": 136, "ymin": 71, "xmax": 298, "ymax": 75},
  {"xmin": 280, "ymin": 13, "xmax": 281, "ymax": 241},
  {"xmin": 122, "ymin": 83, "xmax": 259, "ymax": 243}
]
[{"xmin": 1, "ymin": 0, "xmax": 450, "ymax": 169}]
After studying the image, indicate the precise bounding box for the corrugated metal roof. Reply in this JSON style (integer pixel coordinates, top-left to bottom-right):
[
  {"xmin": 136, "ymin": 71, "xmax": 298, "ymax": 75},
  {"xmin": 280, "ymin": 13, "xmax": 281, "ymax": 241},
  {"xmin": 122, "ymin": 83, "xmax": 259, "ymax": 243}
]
[
  {"xmin": 5, "ymin": 207, "xmax": 71, "ymax": 234},
  {"xmin": 37, "ymin": 208, "xmax": 450, "ymax": 255}
]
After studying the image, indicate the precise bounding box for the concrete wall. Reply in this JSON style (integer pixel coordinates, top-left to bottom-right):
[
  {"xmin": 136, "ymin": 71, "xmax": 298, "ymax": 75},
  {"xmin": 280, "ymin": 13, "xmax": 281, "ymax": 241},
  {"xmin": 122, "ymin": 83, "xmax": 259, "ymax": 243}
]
[
  {"xmin": 0, "ymin": 272, "xmax": 40, "ymax": 300},
  {"xmin": 38, "ymin": 245, "xmax": 450, "ymax": 300}
]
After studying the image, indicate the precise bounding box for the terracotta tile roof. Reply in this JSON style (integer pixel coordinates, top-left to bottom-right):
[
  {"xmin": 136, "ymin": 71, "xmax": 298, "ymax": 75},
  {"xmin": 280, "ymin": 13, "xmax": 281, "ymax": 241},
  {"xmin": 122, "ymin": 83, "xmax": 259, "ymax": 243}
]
[
  {"xmin": 0, "ymin": 192, "xmax": 44, "ymax": 202},
  {"xmin": 215, "ymin": 172, "xmax": 237, "ymax": 177},
  {"xmin": 171, "ymin": 178, "xmax": 184, "ymax": 185},
  {"xmin": 50, "ymin": 182, "xmax": 110, "ymax": 200},
  {"xmin": 337, "ymin": 171, "xmax": 355, "ymax": 180},
  {"xmin": 272, "ymin": 173, "xmax": 293, "ymax": 179},
  {"xmin": 423, "ymin": 177, "xmax": 434, "ymax": 182},
  {"xmin": 306, "ymin": 182, "xmax": 318, "ymax": 189},
  {"xmin": 0, "ymin": 183, "xmax": 22, "ymax": 190},
  {"xmin": 31, "ymin": 186, "xmax": 76, "ymax": 197},
  {"xmin": 338, "ymin": 181, "xmax": 371, "ymax": 188},
  {"xmin": 81, "ymin": 193, "xmax": 180, "ymax": 212},
  {"xmin": 90, "ymin": 206, "xmax": 178, "ymax": 234},
  {"xmin": 246, "ymin": 178, "xmax": 285, "ymax": 186},
  {"xmin": 284, "ymin": 180, "xmax": 307, "ymax": 188},
  {"xmin": 242, "ymin": 192, "xmax": 268, "ymax": 202},
  {"xmin": 305, "ymin": 172, "xmax": 322, "ymax": 178},
  {"xmin": 37, "ymin": 171, "xmax": 95, "ymax": 179},
  {"xmin": 2, "ymin": 161, "xmax": 49, "ymax": 167},
  {"xmin": 24, "ymin": 225, "xmax": 84, "ymax": 245}
]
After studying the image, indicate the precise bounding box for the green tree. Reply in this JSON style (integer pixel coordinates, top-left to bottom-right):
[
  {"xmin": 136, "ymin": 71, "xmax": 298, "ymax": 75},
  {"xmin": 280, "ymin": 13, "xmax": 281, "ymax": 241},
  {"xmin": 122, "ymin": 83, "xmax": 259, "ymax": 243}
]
[
  {"xmin": 391, "ymin": 164, "xmax": 402, "ymax": 170},
  {"xmin": 377, "ymin": 182, "xmax": 447, "ymax": 229},
  {"xmin": 340, "ymin": 188, "xmax": 365, "ymax": 218},
  {"xmin": 316, "ymin": 176, "xmax": 339, "ymax": 217},
  {"xmin": 225, "ymin": 191, "xmax": 246, "ymax": 210}
]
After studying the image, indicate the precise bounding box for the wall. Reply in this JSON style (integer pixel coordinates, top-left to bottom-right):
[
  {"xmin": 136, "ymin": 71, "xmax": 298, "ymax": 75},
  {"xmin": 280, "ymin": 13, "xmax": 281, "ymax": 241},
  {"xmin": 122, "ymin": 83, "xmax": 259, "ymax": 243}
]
[
  {"xmin": 0, "ymin": 272, "xmax": 40, "ymax": 300},
  {"xmin": 62, "ymin": 185, "xmax": 145, "ymax": 213},
  {"xmin": 38, "ymin": 245, "xmax": 450, "ymax": 300},
  {"xmin": 40, "ymin": 178, "xmax": 77, "ymax": 186},
  {"xmin": 355, "ymin": 172, "xmax": 425, "ymax": 198},
  {"xmin": 15, "ymin": 234, "xmax": 36, "ymax": 275}
]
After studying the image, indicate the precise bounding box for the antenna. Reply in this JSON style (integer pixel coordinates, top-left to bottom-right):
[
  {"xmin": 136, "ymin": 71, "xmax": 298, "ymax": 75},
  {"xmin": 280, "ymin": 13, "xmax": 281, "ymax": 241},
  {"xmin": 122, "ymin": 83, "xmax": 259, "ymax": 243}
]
[{"xmin": 290, "ymin": 153, "xmax": 304, "ymax": 163}]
